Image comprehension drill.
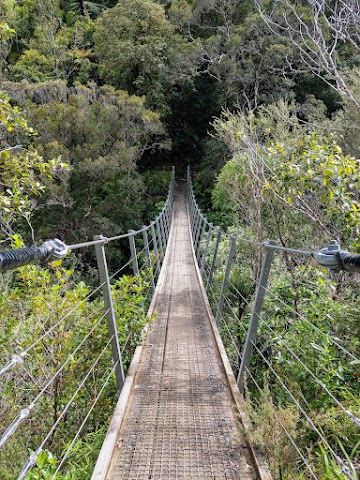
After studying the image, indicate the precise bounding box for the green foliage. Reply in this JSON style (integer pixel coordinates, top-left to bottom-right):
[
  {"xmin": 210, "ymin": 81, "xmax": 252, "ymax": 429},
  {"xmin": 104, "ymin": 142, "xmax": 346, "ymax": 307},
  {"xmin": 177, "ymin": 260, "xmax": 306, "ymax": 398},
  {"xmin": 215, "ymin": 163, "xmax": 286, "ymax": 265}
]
[
  {"xmin": 212, "ymin": 102, "xmax": 360, "ymax": 250},
  {"xmin": 0, "ymin": 22, "xmax": 15, "ymax": 42},
  {"xmin": 0, "ymin": 259, "xmax": 149, "ymax": 479},
  {"xmin": 244, "ymin": 381, "xmax": 300, "ymax": 478},
  {"xmin": 266, "ymin": 134, "xmax": 360, "ymax": 248},
  {"xmin": 0, "ymin": 90, "xmax": 67, "ymax": 241},
  {"xmin": 94, "ymin": 0, "xmax": 201, "ymax": 113},
  {"xmin": 2, "ymin": 81, "xmax": 169, "ymax": 246},
  {"xmin": 317, "ymin": 442, "xmax": 359, "ymax": 480},
  {"xmin": 2, "ymin": 0, "xmax": 360, "ymax": 478},
  {"xmin": 25, "ymin": 429, "xmax": 106, "ymax": 479}
]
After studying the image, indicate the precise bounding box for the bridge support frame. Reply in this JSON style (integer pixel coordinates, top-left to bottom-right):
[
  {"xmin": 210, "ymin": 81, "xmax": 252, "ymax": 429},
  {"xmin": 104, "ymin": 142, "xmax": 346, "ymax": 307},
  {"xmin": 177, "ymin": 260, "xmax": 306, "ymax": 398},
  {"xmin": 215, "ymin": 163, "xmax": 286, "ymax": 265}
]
[
  {"xmin": 215, "ymin": 234, "xmax": 237, "ymax": 325},
  {"xmin": 200, "ymin": 223, "xmax": 213, "ymax": 277},
  {"xmin": 151, "ymin": 222, "xmax": 161, "ymax": 278},
  {"xmin": 206, "ymin": 228, "xmax": 221, "ymax": 296},
  {"xmin": 128, "ymin": 230, "xmax": 139, "ymax": 276},
  {"xmin": 237, "ymin": 241, "xmax": 276, "ymax": 393},
  {"xmin": 142, "ymin": 226, "xmax": 155, "ymax": 293},
  {"xmin": 94, "ymin": 235, "xmax": 125, "ymax": 393}
]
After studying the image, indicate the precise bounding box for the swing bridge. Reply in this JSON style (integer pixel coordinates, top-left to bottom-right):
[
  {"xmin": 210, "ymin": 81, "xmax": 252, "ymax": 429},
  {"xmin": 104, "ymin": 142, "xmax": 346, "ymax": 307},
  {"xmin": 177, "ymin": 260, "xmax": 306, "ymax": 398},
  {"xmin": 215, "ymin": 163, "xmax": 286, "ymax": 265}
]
[{"xmin": 0, "ymin": 168, "xmax": 359, "ymax": 479}]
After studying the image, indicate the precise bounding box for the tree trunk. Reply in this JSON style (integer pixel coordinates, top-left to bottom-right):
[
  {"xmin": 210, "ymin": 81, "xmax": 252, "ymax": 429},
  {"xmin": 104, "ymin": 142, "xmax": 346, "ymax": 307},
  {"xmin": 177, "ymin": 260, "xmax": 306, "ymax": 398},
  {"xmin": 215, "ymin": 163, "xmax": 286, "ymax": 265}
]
[{"xmin": 78, "ymin": 0, "xmax": 85, "ymax": 16}]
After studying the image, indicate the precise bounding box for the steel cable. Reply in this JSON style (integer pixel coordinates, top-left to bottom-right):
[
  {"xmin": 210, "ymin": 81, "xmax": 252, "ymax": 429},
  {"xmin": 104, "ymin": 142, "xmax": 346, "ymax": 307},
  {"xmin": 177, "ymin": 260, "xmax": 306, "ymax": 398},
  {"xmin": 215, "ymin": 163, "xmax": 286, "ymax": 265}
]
[
  {"xmin": 16, "ymin": 335, "xmax": 115, "ymax": 480},
  {"xmin": 260, "ymin": 320, "xmax": 360, "ymax": 428},
  {"xmin": 0, "ymin": 280, "xmax": 108, "ymax": 378},
  {"xmin": 250, "ymin": 339, "xmax": 353, "ymax": 474},
  {"xmin": 50, "ymin": 361, "xmax": 119, "ymax": 479},
  {"xmin": 259, "ymin": 284, "xmax": 360, "ymax": 362},
  {"xmin": 0, "ymin": 308, "xmax": 108, "ymax": 448},
  {"xmin": 244, "ymin": 367, "xmax": 318, "ymax": 480},
  {"xmin": 67, "ymin": 183, "xmax": 174, "ymax": 250}
]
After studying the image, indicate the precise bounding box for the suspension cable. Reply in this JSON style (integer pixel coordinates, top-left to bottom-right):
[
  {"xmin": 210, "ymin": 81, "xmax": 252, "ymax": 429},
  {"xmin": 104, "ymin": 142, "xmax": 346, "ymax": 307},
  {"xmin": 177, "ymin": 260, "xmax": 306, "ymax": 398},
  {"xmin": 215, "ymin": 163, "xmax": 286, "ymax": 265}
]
[
  {"xmin": 0, "ymin": 280, "xmax": 108, "ymax": 379},
  {"xmin": 16, "ymin": 335, "xmax": 115, "ymax": 480},
  {"xmin": 260, "ymin": 319, "xmax": 360, "ymax": 428},
  {"xmin": 0, "ymin": 308, "xmax": 108, "ymax": 448},
  {"xmin": 250, "ymin": 339, "xmax": 352, "ymax": 474},
  {"xmin": 260, "ymin": 284, "xmax": 360, "ymax": 362},
  {"xmin": 245, "ymin": 368, "xmax": 318, "ymax": 480},
  {"xmin": 50, "ymin": 361, "xmax": 119, "ymax": 479}
]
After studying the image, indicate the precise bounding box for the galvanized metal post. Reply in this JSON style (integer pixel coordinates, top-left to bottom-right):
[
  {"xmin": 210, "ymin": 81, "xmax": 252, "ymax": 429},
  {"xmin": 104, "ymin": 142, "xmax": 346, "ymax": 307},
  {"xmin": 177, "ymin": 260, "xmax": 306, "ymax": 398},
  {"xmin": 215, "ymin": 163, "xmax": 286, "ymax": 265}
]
[
  {"xmin": 189, "ymin": 195, "xmax": 194, "ymax": 226},
  {"xmin": 206, "ymin": 228, "xmax": 221, "ymax": 295},
  {"xmin": 189, "ymin": 190, "xmax": 194, "ymax": 220},
  {"xmin": 94, "ymin": 235, "xmax": 124, "ymax": 393},
  {"xmin": 161, "ymin": 209, "xmax": 167, "ymax": 243},
  {"xmin": 159, "ymin": 214, "xmax": 167, "ymax": 255},
  {"xmin": 151, "ymin": 222, "xmax": 161, "ymax": 277},
  {"xmin": 196, "ymin": 218, "xmax": 207, "ymax": 262},
  {"xmin": 142, "ymin": 227, "xmax": 155, "ymax": 292},
  {"xmin": 165, "ymin": 205, "xmax": 170, "ymax": 239},
  {"xmin": 193, "ymin": 210, "xmax": 202, "ymax": 248},
  {"xmin": 237, "ymin": 241, "xmax": 276, "ymax": 393},
  {"xmin": 128, "ymin": 230, "xmax": 139, "ymax": 275},
  {"xmin": 194, "ymin": 214, "xmax": 202, "ymax": 251},
  {"xmin": 165, "ymin": 202, "xmax": 170, "ymax": 234},
  {"xmin": 191, "ymin": 201, "xmax": 198, "ymax": 235},
  {"xmin": 156, "ymin": 218, "xmax": 165, "ymax": 262},
  {"xmin": 215, "ymin": 234, "xmax": 237, "ymax": 325},
  {"xmin": 200, "ymin": 223, "xmax": 213, "ymax": 277}
]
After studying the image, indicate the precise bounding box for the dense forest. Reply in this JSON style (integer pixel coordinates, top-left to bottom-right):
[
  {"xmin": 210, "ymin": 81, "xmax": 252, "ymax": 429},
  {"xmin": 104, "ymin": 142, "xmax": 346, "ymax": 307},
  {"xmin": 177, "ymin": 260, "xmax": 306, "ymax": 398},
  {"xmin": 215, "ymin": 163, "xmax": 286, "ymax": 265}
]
[{"xmin": 1, "ymin": 0, "xmax": 360, "ymax": 479}]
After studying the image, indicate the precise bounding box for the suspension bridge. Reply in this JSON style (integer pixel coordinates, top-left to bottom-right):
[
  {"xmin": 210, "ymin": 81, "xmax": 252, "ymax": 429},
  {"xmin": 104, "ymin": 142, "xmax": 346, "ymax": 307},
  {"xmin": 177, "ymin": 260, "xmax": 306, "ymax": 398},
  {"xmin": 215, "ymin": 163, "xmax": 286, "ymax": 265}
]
[{"xmin": 0, "ymin": 169, "xmax": 359, "ymax": 479}]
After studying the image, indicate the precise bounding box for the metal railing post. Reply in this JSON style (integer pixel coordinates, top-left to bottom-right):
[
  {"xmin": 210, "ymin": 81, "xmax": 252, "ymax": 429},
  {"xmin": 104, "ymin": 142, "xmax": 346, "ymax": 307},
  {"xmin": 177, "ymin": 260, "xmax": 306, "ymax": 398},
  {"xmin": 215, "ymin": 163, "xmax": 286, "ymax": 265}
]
[
  {"xmin": 191, "ymin": 201, "xmax": 198, "ymax": 235},
  {"xmin": 189, "ymin": 201, "xmax": 194, "ymax": 230},
  {"xmin": 189, "ymin": 189, "xmax": 194, "ymax": 222},
  {"xmin": 165, "ymin": 205, "xmax": 170, "ymax": 239},
  {"xmin": 237, "ymin": 241, "xmax": 276, "ymax": 393},
  {"xmin": 193, "ymin": 210, "xmax": 202, "ymax": 248},
  {"xmin": 142, "ymin": 226, "xmax": 155, "ymax": 293},
  {"xmin": 200, "ymin": 223, "xmax": 213, "ymax": 277},
  {"xmin": 94, "ymin": 235, "xmax": 124, "ymax": 393},
  {"xmin": 128, "ymin": 230, "xmax": 139, "ymax": 275},
  {"xmin": 196, "ymin": 218, "xmax": 207, "ymax": 262},
  {"xmin": 215, "ymin": 234, "xmax": 237, "ymax": 325},
  {"xmin": 206, "ymin": 228, "xmax": 221, "ymax": 295},
  {"xmin": 159, "ymin": 215, "xmax": 167, "ymax": 255},
  {"xmin": 151, "ymin": 222, "xmax": 161, "ymax": 277},
  {"xmin": 156, "ymin": 218, "xmax": 164, "ymax": 262},
  {"xmin": 164, "ymin": 205, "xmax": 169, "ymax": 239},
  {"xmin": 194, "ymin": 214, "xmax": 201, "ymax": 250}
]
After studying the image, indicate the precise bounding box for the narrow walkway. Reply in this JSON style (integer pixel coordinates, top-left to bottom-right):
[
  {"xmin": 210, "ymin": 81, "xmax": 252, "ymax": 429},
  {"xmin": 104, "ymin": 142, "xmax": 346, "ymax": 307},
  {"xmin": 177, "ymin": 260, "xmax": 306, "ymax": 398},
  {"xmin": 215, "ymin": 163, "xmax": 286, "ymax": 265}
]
[{"xmin": 107, "ymin": 184, "xmax": 259, "ymax": 479}]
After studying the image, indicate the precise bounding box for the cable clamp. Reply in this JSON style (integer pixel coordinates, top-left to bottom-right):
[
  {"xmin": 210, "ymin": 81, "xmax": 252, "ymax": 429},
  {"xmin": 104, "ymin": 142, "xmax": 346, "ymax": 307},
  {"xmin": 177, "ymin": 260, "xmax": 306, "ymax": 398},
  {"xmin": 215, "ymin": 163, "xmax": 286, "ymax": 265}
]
[
  {"xmin": 312, "ymin": 240, "xmax": 341, "ymax": 270},
  {"xmin": 42, "ymin": 239, "xmax": 69, "ymax": 262}
]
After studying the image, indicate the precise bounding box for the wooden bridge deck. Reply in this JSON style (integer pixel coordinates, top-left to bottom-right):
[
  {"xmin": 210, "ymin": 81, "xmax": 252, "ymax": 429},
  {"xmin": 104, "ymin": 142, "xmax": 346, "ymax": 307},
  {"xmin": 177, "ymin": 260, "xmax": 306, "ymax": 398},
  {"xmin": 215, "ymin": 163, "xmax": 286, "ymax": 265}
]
[{"xmin": 92, "ymin": 184, "xmax": 269, "ymax": 480}]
